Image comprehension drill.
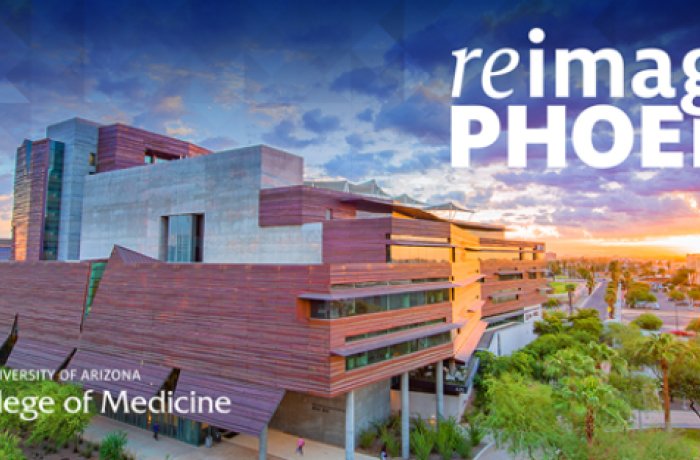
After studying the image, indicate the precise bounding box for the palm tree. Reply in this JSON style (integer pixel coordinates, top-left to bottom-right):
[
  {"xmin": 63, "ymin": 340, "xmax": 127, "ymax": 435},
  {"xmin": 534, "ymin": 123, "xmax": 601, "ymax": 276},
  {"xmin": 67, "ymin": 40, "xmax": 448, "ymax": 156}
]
[
  {"xmin": 586, "ymin": 275, "xmax": 595, "ymax": 296},
  {"xmin": 565, "ymin": 283, "xmax": 576, "ymax": 315},
  {"xmin": 604, "ymin": 289, "xmax": 616, "ymax": 320},
  {"xmin": 635, "ymin": 334, "xmax": 689, "ymax": 431}
]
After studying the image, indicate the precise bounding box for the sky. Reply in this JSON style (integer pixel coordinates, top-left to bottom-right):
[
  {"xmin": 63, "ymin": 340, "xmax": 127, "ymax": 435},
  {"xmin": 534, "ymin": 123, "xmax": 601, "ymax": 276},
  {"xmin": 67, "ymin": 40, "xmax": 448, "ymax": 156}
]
[{"xmin": 0, "ymin": 0, "xmax": 700, "ymax": 258}]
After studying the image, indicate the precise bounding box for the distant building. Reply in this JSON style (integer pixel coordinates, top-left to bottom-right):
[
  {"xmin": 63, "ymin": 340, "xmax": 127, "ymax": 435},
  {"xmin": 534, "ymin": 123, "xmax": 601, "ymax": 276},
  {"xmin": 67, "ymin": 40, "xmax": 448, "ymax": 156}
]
[{"xmin": 545, "ymin": 252, "xmax": 557, "ymax": 261}]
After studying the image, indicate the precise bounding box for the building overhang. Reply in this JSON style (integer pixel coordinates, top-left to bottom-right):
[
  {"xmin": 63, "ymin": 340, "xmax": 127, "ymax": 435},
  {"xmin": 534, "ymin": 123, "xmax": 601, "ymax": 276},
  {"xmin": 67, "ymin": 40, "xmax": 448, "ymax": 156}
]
[
  {"xmin": 6, "ymin": 338, "xmax": 74, "ymax": 373},
  {"xmin": 66, "ymin": 350, "xmax": 172, "ymax": 398},
  {"xmin": 331, "ymin": 321, "xmax": 466, "ymax": 357},
  {"xmin": 173, "ymin": 371, "xmax": 285, "ymax": 437},
  {"xmin": 299, "ymin": 281, "xmax": 457, "ymax": 301}
]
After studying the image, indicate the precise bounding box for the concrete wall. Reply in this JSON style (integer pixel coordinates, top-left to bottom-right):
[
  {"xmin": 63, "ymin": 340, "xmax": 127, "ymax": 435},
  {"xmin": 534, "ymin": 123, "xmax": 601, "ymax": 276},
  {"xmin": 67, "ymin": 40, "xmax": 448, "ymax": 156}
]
[
  {"xmin": 487, "ymin": 305, "xmax": 542, "ymax": 356},
  {"xmin": 390, "ymin": 390, "xmax": 469, "ymax": 421},
  {"xmin": 80, "ymin": 145, "xmax": 323, "ymax": 264},
  {"xmin": 270, "ymin": 380, "xmax": 391, "ymax": 446},
  {"xmin": 47, "ymin": 118, "xmax": 100, "ymax": 261}
]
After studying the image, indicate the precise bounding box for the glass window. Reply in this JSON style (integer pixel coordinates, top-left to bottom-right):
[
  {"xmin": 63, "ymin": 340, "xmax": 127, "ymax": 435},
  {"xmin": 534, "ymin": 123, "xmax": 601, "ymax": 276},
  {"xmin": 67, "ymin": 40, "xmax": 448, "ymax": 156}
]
[
  {"xmin": 164, "ymin": 214, "xmax": 204, "ymax": 262},
  {"xmin": 42, "ymin": 141, "xmax": 65, "ymax": 260},
  {"xmin": 345, "ymin": 319, "xmax": 445, "ymax": 342},
  {"xmin": 309, "ymin": 288, "xmax": 450, "ymax": 319},
  {"xmin": 497, "ymin": 273, "xmax": 523, "ymax": 281},
  {"xmin": 345, "ymin": 332, "xmax": 451, "ymax": 370},
  {"xmin": 388, "ymin": 246, "xmax": 451, "ymax": 263}
]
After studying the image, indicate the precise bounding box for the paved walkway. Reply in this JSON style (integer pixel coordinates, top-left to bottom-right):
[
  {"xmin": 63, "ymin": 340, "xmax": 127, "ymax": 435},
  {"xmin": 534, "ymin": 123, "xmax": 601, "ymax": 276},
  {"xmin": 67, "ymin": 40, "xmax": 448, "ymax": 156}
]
[
  {"xmin": 84, "ymin": 416, "xmax": 375, "ymax": 460},
  {"xmin": 634, "ymin": 410, "xmax": 700, "ymax": 429},
  {"xmin": 230, "ymin": 430, "xmax": 376, "ymax": 460}
]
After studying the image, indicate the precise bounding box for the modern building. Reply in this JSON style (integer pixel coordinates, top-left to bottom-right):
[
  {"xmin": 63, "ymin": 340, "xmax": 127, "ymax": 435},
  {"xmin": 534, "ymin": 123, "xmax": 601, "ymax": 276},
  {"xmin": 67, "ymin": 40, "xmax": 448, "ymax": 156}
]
[
  {"xmin": 10, "ymin": 118, "xmax": 210, "ymax": 261},
  {"xmin": 2, "ymin": 119, "xmax": 548, "ymax": 459}
]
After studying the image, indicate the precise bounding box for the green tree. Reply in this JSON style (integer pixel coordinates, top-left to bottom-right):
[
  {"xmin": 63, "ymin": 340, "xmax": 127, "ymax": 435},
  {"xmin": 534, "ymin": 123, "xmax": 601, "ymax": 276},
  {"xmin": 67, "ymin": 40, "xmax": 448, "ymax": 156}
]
[
  {"xmin": 686, "ymin": 318, "xmax": 700, "ymax": 333},
  {"xmin": 604, "ymin": 287, "xmax": 617, "ymax": 320},
  {"xmin": 687, "ymin": 289, "xmax": 700, "ymax": 303},
  {"xmin": 668, "ymin": 289, "xmax": 686, "ymax": 302},
  {"xmin": 669, "ymin": 341, "xmax": 700, "ymax": 421},
  {"xmin": 635, "ymin": 334, "xmax": 690, "ymax": 431},
  {"xmin": 565, "ymin": 283, "xmax": 576, "ymax": 314},
  {"xmin": 534, "ymin": 311, "xmax": 566, "ymax": 336},
  {"xmin": 25, "ymin": 381, "xmax": 95, "ymax": 449},
  {"xmin": 631, "ymin": 313, "xmax": 663, "ymax": 331},
  {"xmin": 543, "ymin": 298, "xmax": 560, "ymax": 309},
  {"xmin": 483, "ymin": 374, "xmax": 564, "ymax": 460},
  {"xmin": 555, "ymin": 375, "xmax": 630, "ymax": 446},
  {"xmin": 586, "ymin": 275, "xmax": 595, "ymax": 296}
]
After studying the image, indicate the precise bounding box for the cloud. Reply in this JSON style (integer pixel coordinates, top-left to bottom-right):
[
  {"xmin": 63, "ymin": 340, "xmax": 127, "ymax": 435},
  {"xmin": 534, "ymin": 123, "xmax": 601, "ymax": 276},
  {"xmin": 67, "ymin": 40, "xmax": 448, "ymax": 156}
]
[
  {"xmin": 324, "ymin": 150, "xmax": 395, "ymax": 181},
  {"xmin": 302, "ymin": 109, "xmax": 340, "ymax": 134},
  {"xmin": 154, "ymin": 96, "xmax": 185, "ymax": 115},
  {"xmin": 374, "ymin": 88, "xmax": 449, "ymax": 144},
  {"xmin": 164, "ymin": 120, "xmax": 194, "ymax": 137},
  {"xmin": 198, "ymin": 136, "xmax": 238, "ymax": 151},
  {"xmin": 262, "ymin": 120, "xmax": 317, "ymax": 149},
  {"xmin": 331, "ymin": 67, "xmax": 398, "ymax": 99},
  {"xmin": 356, "ymin": 108, "xmax": 374, "ymax": 122},
  {"xmin": 345, "ymin": 133, "xmax": 367, "ymax": 150}
]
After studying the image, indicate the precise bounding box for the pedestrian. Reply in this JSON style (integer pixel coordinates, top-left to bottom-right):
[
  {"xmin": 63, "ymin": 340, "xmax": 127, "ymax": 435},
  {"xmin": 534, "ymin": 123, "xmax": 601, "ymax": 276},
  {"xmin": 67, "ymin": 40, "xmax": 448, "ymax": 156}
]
[
  {"xmin": 380, "ymin": 444, "xmax": 388, "ymax": 460},
  {"xmin": 296, "ymin": 437, "xmax": 305, "ymax": 455},
  {"xmin": 153, "ymin": 421, "xmax": 160, "ymax": 441}
]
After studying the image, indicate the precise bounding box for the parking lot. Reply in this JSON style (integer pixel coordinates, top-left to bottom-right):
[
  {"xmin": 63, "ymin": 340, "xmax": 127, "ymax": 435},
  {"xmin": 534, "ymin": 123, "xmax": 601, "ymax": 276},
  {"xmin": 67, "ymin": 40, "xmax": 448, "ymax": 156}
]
[{"xmin": 621, "ymin": 289, "xmax": 699, "ymax": 332}]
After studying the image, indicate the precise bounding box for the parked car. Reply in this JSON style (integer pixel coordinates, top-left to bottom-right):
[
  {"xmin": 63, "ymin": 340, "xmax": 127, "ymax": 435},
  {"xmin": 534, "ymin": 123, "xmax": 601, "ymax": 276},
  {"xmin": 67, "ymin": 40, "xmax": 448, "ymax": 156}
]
[{"xmin": 635, "ymin": 301, "xmax": 660, "ymax": 310}]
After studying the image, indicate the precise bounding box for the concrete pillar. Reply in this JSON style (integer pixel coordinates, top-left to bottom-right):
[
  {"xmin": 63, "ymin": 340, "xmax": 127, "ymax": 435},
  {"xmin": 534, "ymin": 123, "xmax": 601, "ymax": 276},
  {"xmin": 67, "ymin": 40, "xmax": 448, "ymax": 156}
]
[
  {"xmin": 345, "ymin": 390, "xmax": 355, "ymax": 460},
  {"xmin": 258, "ymin": 424, "xmax": 268, "ymax": 460},
  {"xmin": 401, "ymin": 372, "xmax": 410, "ymax": 459},
  {"xmin": 436, "ymin": 360, "xmax": 444, "ymax": 421}
]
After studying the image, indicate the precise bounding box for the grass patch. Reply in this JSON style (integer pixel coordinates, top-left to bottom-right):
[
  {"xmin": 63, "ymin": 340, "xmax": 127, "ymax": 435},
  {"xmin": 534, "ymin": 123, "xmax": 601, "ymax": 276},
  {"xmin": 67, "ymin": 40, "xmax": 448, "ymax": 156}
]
[
  {"xmin": 549, "ymin": 281, "xmax": 576, "ymax": 294},
  {"xmin": 678, "ymin": 429, "xmax": 700, "ymax": 456}
]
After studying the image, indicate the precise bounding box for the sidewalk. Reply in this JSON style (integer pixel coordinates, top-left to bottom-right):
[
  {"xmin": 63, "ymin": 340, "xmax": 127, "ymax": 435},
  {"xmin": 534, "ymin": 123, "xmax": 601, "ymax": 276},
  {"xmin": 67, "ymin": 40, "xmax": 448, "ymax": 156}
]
[
  {"xmin": 634, "ymin": 410, "xmax": 700, "ymax": 429},
  {"xmin": 84, "ymin": 416, "xmax": 375, "ymax": 460},
  {"xmin": 230, "ymin": 430, "xmax": 376, "ymax": 460},
  {"xmin": 84, "ymin": 416, "xmax": 276, "ymax": 460}
]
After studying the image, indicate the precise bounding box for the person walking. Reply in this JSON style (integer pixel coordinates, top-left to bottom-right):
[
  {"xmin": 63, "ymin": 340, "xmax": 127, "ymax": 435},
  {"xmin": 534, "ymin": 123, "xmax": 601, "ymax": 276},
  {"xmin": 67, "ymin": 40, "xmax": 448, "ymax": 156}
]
[
  {"xmin": 296, "ymin": 437, "xmax": 305, "ymax": 455},
  {"xmin": 152, "ymin": 422, "xmax": 160, "ymax": 441},
  {"xmin": 380, "ymin": 444, "xmax": 388, "ymax": 460}
]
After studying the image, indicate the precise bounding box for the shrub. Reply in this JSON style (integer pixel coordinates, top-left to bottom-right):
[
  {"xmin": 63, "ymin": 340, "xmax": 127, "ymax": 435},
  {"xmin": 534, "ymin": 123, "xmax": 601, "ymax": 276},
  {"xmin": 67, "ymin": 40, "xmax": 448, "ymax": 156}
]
[
  {"xmin": 543, "ymin": 298, "xmax": 561, "ymax": 308},
  {"xmin": 358, "ymin": 426, "xmax": 376, "ymax": 449},
  {"xmin": 99, "ymin": 431, "xmax": 127, "ymax": 460},
  {"xmin": 435, "ymin": 418, "xmax": 460, "ymax": 460},
  {"xmin": 467, "ymin": 420, "xmax": 485, "ymax": 447},
  {"xmin": 0, "ymin": 431, "xmax": 26, "ymax": 460},
  {"xmin": 410, "ymin": 426, "xmax": 435, "ymax": 460},
  {"xmin": 379, "ymin": 426, "xmax": 399, "ymax": 457},
  {"xmin": 455, "ymin": 433, "xmax": 472, "ymax": 459},
  {"xmin": 632, "ymin": 313, "xmax": 663, "ymax": 331},
  {"xmin": 686, "ymin": 318, "xmax": 700, "ymax": 333}
]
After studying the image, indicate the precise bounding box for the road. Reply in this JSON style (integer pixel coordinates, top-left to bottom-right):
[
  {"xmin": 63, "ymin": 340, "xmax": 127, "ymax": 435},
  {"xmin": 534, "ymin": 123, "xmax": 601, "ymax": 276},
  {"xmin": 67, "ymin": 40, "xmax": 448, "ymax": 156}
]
[
  {"xmin": 578, "ymin": 280, "xmax": 609, "ymax": 320},
  {"xmin": 622, "ymin": 289, "xmax": 700, "ymax": 332}
]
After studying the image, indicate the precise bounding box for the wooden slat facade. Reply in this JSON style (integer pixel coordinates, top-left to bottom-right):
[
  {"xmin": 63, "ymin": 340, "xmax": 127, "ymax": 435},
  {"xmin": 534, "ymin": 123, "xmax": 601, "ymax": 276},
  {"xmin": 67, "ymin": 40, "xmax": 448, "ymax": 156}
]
[
  {"xmin": 0, "ymin": 261, "xmax": 91, "ymax": 348},
  {"xmin": 480, "ymin": 259, "xmax": 548, "ymax": 317},
  {"xmin": 11, "ymin": 140, "xmax": 51, "ymax": 261},
  {"xmin": 173, "ymin": 370, "xmax": 285, "ymax": 436},
  {"xmin": 96, "ymin": 124, "xmax": 210, "ymax": 173}
]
